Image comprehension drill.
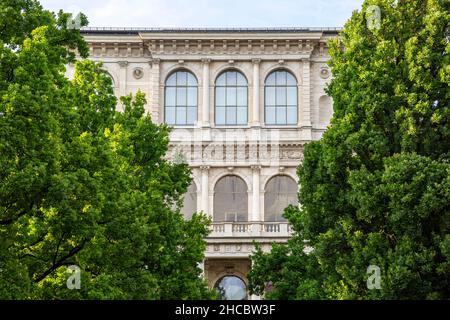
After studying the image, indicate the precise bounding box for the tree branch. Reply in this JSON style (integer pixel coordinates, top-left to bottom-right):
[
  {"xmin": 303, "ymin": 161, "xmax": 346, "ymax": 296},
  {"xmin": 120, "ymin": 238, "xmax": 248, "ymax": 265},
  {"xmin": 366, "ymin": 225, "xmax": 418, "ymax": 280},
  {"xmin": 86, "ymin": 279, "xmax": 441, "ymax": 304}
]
[{"xmin": 33, "ymin": 239, "xmax": 87, "ymax": 283}]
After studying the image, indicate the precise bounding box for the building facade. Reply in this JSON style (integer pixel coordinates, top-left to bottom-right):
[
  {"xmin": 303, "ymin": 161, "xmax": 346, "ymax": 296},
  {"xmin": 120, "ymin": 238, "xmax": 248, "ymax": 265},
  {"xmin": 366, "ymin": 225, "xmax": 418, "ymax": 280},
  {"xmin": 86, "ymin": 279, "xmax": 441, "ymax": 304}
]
[{"xmin": 70, "ymin": 27, "xmax": 338, "ymax": 299}]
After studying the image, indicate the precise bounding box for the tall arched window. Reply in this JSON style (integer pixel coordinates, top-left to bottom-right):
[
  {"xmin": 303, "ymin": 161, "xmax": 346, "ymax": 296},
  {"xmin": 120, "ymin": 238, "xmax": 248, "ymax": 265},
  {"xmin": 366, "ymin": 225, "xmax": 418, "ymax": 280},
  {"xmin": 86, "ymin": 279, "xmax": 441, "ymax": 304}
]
[
  {"xmin": 264, "ymin": 175, "xmax": 298, "ymax": 222},
  {"xmin": 180, "ymin": 182, "xmax": 197, "ymax": 220},
  {"xmin": 215, "ymin": 70, "xmax": 248, "ymax": 126},
  {"xmin": 165, "ymin": 70, "xmax": 198, "ymax": 126},
  {"xmin": 265, "ymin": 70, "xmax": 297, "ymax": 125},
  {"xmin": 214, "ymin": 175, "xmax": 248, "ymax": 222}
]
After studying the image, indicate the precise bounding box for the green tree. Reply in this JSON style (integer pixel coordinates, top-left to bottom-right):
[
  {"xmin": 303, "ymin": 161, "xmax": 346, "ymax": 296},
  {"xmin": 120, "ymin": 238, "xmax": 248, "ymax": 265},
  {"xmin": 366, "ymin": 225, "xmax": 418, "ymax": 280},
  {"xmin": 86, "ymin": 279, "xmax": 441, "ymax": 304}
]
[
  {"xmin": 0, "ymin": 0, "xmax": 212, "ymax": 299},
  {"xmin": 249, "ymin": 0, "xmax": 449, "ymax": 300}
]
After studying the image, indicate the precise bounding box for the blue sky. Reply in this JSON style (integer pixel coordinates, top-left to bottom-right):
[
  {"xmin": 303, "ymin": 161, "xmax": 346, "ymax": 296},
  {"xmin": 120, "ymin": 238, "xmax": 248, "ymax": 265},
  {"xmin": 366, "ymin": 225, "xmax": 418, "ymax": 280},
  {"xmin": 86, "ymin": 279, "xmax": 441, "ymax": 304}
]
[{"xmin": 39, "ymin": 0, "xmax": 364, "ymax": 28}]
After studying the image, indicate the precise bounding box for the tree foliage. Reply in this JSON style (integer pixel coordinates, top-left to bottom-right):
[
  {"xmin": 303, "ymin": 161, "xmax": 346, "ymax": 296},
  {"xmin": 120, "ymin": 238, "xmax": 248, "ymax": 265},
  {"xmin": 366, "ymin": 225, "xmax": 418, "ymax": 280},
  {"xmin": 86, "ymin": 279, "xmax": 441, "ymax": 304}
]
[
  {"xmin": 0, "ymin": 0, "xmax": 212, "ymax": 299},
  {"xmin": 249, "ymin": 0, "xmax": 449, "ymax": 300}
]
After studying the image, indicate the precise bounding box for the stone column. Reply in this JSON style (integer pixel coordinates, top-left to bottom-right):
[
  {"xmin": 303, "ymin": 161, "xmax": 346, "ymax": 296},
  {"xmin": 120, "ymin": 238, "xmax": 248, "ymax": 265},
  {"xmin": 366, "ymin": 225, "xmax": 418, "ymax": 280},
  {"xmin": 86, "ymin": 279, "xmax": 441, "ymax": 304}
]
[
  {"xmin": 148, "ymin": 58, "xmax": 161, "ymax": 122},
  {"xmin": 300, "ymin": 58, "xmax": 311, "ymax": 127},
  {"xmin": 201, "ymin": 59, "xmax": 211, "ymax": 127},
  {"xmin": 251, "ymin": 165, "xmax": 261, "ymax": 222},
  {"xmin": 118, "ymin": 61, "xmax": 128, "ymax": 112},
  {"xmin": 200, "ymin": 165, "xmax": 210, "ymax": 215},
  {"xmin": 252, "ymin": 59, "xmax": 261, "ymax": 127}
]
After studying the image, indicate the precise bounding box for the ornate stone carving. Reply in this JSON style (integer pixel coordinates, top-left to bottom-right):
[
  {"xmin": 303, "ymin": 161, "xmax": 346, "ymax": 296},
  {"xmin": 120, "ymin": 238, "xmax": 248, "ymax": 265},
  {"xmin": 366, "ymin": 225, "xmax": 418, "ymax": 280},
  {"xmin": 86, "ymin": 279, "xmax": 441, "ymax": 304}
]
[
  {"xmin": 320, "ymin": 67, "xmax": 330, "ymax": 79},
  {"xmin": 133, "ymin": 67, "xmax": 144, "ymax": 79}
]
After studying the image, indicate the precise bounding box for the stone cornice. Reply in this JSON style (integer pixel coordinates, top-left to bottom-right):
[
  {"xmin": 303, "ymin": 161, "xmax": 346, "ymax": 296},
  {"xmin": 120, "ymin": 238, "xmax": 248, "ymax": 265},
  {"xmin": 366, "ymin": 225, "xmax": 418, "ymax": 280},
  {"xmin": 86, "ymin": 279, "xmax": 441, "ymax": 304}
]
[{"xmin": 83, "ymin": 31, "xmax": 336, "ymax": 59}]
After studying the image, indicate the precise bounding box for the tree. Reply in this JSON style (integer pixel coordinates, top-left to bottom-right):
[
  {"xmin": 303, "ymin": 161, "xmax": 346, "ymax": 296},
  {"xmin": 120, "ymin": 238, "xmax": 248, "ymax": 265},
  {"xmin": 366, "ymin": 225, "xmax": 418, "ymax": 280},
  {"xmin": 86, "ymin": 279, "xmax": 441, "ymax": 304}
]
[
  {"xmin": 249, "ymin": 0, "xmax": 449, "ymax": 300},
  {"xmin": 0, "ymin": 0, "xmax": 213, "ymax": 299}
]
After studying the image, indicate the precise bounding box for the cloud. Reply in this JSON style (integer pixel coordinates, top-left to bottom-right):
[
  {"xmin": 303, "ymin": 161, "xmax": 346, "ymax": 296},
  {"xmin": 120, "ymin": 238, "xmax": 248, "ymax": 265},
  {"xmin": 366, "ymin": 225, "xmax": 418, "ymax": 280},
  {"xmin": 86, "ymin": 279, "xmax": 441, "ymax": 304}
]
[{"xmin": 39, "ymin": 0, "xmax": 364, "ymax": 28}]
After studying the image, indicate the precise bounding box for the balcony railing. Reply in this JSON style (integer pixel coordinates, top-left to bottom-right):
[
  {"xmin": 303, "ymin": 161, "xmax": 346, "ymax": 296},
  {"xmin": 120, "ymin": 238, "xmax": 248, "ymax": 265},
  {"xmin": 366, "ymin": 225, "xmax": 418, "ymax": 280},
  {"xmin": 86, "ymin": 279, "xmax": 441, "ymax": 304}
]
[{"xmin": 209, "ymin": 222, "xmax": 293, "ymax": 238}]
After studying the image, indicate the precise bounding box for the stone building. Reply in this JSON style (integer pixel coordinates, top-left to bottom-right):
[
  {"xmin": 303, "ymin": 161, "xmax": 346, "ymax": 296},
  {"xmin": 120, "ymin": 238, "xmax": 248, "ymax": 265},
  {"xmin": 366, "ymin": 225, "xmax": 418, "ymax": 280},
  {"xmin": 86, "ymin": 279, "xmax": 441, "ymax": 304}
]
[{"xmin": 69, "ymin": 27, "xmax": 338, "ymax": 299}]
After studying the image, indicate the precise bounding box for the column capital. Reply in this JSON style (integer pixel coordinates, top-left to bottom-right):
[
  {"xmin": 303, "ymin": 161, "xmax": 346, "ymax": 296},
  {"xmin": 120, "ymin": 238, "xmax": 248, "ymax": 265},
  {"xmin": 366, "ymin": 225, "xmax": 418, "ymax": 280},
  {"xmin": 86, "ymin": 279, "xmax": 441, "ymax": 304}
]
[
  {"xmin": 200, "ymin": 165, "xmax": 210, "ymax": 171},
  {"xmin": 252, "ymin": 58, "xmax": 261, "ymax": 64},
  {"xmin": 118, "ymin": 61, "xmax": 128, "ymax": 68},
  {"xmin": 251, "ymin": 165, "xmax": 261, "ymax": 171},
  {"xmin": 148, "ymin": 58, "xmax": 160, "ymax": 68}
]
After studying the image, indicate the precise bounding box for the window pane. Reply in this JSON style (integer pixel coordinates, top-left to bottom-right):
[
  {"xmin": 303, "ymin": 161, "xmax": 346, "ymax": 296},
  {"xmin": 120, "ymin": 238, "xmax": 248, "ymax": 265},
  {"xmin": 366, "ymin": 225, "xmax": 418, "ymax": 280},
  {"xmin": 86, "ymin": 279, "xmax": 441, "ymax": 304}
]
[
  {"xmin": 266, "ymin": 87, "xmax": 275, "ymax": 106},
  {"xmin": 286, "ymin": 73, "xmax": 296, "ymax": 85},
  {"xmin": 176, "ymin": 107, "xmax": 187, "ymax": 124},
  {"xmin": 216, "ymin": 73, "xmax": 226, "ymax": 86},
  {"xmin": 166, "ymin": 73, "xmax": 177, "ymax": 86},
  {"xmin": 276, "ymin": 71, "xmax": 287, "ymax": 85},
  {"xmin": 187, "ymin": 107, "xmax": 197, "ymax": 124},
  {"xmin": 187, "ymin": 87, "xmax": 197, "ymax": 105},
  {"xmin": 216, "ymin": 107, "xmax": 225, "ymax": 125},
  {"xmin": 266, "ymin": 73, "xmax": 276, "ymax": 85},
  {"xmin": 266, "ymin": 107, "xmax": 276, "ymax": 124},
  {"xmin": 216, "ymin": 87, "xmax": 226, "ymax": 106},
  {"xmin": 165, "ymin": 107, "xmax": 175, "ymax": 124},
  {"xmin": 226, "ymin": 107, "xmax": 236, "ymax": 124},
  {"xmin": 287, "ymin": 106, "xmax": 297, "ymax": 124},
  {"xmin": 177, "ymin": 72, "xmax": 187, "ymax": 85},
  {"xmin": 276, "ymin": 107, "xmax": 287, "ymax": 124},
  {"xmin": 176, "ymin": 88, "xmax": 186, "ymax": 106},
  {"xmin": 287, "ymin": 87, "xmax": 297, "ymax": 105},
  {"xmin": 237, "ymin": 107, "xmax": 247, "ymax": 124},
  {"xmin": 165, "ymin": 88, "xmax": 176, "ymax": 106},
  {"xmin": 226, "ymin": 87, "xmax": 236, "ymax": 106},
  {"xmin": 227, "ymin": 72, "xmax": 237, "ymax": 85},
  {"xmin": 236, "ymin": 73, "xmax": 247, "ymax": 85},
  {"xmin": 237, "ymin": 87, "xmax": 247, "ymax": 106},
  {"xmin": 276, "ymin": 87, "xmax": 286, "ymax": 105},
  {"xmin": 187, "ymin": 73, "xmax": 197, "ymax": 86}
]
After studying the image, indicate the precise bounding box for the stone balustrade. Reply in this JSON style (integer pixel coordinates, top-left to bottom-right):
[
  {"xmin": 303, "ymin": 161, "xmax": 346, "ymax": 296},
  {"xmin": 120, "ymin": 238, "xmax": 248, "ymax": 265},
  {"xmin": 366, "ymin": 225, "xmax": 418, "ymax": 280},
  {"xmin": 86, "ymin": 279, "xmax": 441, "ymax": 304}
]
[{"xmin": 209, "ymin": 222, "xmax": 292, "ymax": 238}]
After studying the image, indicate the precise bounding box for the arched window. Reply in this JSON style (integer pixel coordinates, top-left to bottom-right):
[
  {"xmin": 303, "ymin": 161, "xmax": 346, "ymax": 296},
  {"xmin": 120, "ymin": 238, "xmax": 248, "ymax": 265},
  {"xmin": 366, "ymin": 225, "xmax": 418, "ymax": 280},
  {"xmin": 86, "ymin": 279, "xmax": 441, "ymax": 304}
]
[
  {"xmin": 165, "ymin": 70, "xmax": 198, "ymax": 126},
  {"xmin": 180, "ymin": 182, "xmax": 197, "ymax": 219},
  {"xmin": 214, "ymin": 175, "xmax": 248, "ymax": 222},
  {"xmin": 215, "ymin": 276, "xmax": 247, "ymax": 300},
  {"xmin": 319, "ymin": 95, "xmax": 333, "ymax": 125},
  {"xmin": 265, "ymin": 70, "xmax": 297, "ymax": 125},
  {"xmin": 264, "ymin": 176, "xmax": 298, "ymax": 222},
  {"xmin": 215, "ymin": 70, "xmax": 248, "ymax": 126}
]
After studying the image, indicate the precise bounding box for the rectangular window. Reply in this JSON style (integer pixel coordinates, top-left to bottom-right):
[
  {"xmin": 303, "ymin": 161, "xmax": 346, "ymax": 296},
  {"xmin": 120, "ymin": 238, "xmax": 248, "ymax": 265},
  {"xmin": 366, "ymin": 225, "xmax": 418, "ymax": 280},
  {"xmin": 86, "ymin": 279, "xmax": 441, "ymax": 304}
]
[
  {"xmin": 266, "ymin": 87, "xmax": 276, "ymax": 106},
  {"xmin": 226, "ymin": 107, "xmax": 237, "ymax": 124},
  {"xmin": 187, "ymin": 88, "xmax": 197, "ymax": 105},
  {"xmin": 187, "ymin": 107, "xmax": 197, "ymax": 125},
  {"xmin": 287, "ymin": 87, "xmax": 297, "ymax": 105},
  {"xmin": 237, "ymin": 87, "xmax": 247, "ymax": 106},
  {"xmin": 237, "ymin": 107, "xmax": 247, "ymax": 125},
  {"xmin": 287, "ymin": 106, "xmax": 297, "ymax": 124},
  {"xmin": 216, "ymin": 87, "xmax": 226, "ymax": 106},
  {"xmin": 165, "ymin": 107, "xmax": 176, "ymax": 125},
  {"xmin": 165, "ymin": 88, "xmax": 176, "ymax": 106},
  {"xmin": 276, "ymin": 87, "xmax": 286, "ymax": 105},
  {"xmin": 176, "ymin": 107, "xmax": 187, "ymax": 124},
  {"xmin": 276, "ymin": 107, "xmax": 287, "ymax": 124},
  {"xmin": 226, "ymin": 87, "xmax": 236, "ymax": 105},
  {"xmin": 266, "ymin": 107, "xmax": 276, "ymax": 125},
  {"xmin": 216, "ymin": 107, "xmax": 226, "ymax": 125},
  {"xmin": 176, "ymin": 88, "xmax": 186, "ymax": 106}
]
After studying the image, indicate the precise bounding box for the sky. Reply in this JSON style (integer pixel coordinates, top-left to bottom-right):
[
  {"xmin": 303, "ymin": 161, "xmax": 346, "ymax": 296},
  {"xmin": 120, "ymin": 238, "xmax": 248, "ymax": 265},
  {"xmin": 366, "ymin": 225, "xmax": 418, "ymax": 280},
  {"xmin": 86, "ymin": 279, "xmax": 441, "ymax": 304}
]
[{"xmin": 38, "ymin": 0, "xmax": 364, "ymax": 28}]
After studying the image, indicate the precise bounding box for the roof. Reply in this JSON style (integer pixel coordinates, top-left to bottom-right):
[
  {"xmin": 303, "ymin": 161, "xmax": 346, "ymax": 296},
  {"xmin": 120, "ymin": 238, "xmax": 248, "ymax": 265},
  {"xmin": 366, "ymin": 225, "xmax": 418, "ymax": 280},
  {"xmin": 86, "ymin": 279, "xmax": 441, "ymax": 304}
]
[{"xmin": 80, "ymin": 27, "xmax": 342, "ymax": 35}]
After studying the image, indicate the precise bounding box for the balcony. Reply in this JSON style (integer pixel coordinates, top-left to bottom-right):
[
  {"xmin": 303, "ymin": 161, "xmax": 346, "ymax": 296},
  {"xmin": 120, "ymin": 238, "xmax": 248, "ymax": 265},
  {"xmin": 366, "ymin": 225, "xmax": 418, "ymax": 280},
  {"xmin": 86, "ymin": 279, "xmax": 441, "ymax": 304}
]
[{"xmin": 208, "ymin": 222, "xmax": 293, "ymax": 238}]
